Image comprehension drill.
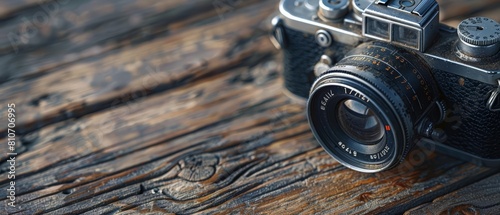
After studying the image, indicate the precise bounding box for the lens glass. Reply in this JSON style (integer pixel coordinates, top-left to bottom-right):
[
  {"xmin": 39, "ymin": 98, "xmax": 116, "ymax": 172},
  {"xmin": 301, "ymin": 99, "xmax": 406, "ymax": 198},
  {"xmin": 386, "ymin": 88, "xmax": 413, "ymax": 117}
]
[{"xmin": 336, "ymin": 99, "xmax": 384, "ymax": 144}]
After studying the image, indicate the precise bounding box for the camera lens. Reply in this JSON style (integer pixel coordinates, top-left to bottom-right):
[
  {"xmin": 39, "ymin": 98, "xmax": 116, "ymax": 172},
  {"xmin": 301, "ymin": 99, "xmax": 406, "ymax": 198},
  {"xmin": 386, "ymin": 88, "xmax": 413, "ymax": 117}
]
[
  {"xmin": 307, "ymin": 42, "xmax": 439, "ymax": 172},
  {"xmin": 337, "ymin": 99, "xmax": 384, "ymax": 144}
]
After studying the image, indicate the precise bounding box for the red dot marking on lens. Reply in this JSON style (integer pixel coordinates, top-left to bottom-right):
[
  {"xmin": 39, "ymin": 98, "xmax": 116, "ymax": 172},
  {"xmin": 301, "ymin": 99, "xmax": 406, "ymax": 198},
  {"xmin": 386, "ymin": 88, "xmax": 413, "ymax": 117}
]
[{"xmin": 385, "ymin": 125, "xmax": 391, "ymax": 131}]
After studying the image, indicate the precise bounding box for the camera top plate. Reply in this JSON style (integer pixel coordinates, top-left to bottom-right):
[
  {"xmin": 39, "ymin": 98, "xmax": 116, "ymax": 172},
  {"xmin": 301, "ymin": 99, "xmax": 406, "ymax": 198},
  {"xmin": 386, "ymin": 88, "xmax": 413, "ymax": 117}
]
[{"xmin": 377, "ymin": 0, "xmax": 435, "ymax": 16}]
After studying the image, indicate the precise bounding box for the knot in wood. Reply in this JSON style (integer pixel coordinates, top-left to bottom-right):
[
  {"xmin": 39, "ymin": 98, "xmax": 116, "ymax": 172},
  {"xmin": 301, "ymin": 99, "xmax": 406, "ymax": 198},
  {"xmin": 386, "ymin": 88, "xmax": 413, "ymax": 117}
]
[{"xmin": 178, "ymin": 154, "xmax": 219, "ymax": 182}]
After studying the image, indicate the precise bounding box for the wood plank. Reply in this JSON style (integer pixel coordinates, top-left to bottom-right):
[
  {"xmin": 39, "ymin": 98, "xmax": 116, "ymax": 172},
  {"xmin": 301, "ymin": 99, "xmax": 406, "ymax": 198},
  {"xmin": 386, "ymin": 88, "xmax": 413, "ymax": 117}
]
[
  {"xmin": 0, "ymin": 0, "xmax": 493, "ymax": 141},
  {"xmin": 0, "ymin": 38, "xmax": 277, "ymax": 181},
  {"xmin": 0, "ymin": 0, "xmax": 487, "ymax": 22},
  {"xmin": 0, "ymin": 0, "xmax": 41, "ymax": 19},
  {"xmin": 0, "ymin": 40, "xmax": 292, "ymax": 213},
  {"xmin": 0, "ymin": 0, "xmax": 498, "ymax": 214},
  {"xmin": 405, "ymin": 173, "xmax": 500, "ymax": 214},
  {"xmin": 0, "ymin": 0, "xmax": 267, "ymax": 84},
  {"xmin": 1, "ymin": 38, "xmax": 498, "ymax": 215},
  {"xmin": 0, "ymin": 0, "xmax": 277, "ymax": 141},
  {"xmin": 1, "ymin": 51, "xmax": 498, "ymax": 213},
  {"xmin": 0, "ymin": 0, "xmax": 491, "ymax": 149},
  {"xmin": 437, "ymin": 0, "xmax": 500, "ymax": 22},
  {"xmin": 443, "ymin": 4, "xmax": 500, "ymax": 28},
  {"xmin": 2, "ymin": 0, "xmax": 480, "ymax": 87},
  {"xmin": 0, "ymin": 0, "xmax": 276, "ymax": 178}
]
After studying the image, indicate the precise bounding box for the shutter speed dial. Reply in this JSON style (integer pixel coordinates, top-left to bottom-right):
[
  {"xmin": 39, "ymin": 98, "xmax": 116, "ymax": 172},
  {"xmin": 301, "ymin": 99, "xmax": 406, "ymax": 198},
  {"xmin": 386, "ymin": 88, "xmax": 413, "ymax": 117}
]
[{"xmin": 457, "ymin": 17, "xmax": 500, "ymax": 58}]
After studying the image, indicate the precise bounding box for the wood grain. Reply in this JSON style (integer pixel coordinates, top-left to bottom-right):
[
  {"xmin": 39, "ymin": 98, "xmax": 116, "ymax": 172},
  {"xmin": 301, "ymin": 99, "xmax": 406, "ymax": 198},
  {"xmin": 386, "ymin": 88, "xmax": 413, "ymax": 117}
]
[
  {"xmin": 0, "ymin": 0, "xmax": 499, "ymax": 214},
  {"xmin": 0, "ymin": 0, "xmax": 268, "ymax": 83},
  {"xmin": 0, "ymin": 0, "xmax": 42, "ymax": 19},
  {"xmin": 437, "ymin": 0, "xmax": 500, "ymax": 21},
  {"xmin": 0, "ymin": 0, "xmax": 277, "ymax": 139},
  {"xmin": 1, "ymin": 54, "xmax": 497, "ymax": 213},
  {"xmin": 442, "ymin": 4, "xmax": 500, "ymax": 28},
  {"xmin": 405, "ymin": 173, "xmax": 500, "ymax": 214}
]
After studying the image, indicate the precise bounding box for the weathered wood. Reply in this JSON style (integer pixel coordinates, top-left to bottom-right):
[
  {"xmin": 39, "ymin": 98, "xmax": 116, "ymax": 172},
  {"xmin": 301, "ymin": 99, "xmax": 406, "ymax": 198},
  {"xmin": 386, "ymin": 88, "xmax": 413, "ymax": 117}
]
[
  {"xmin": 1, "ymin": 0, "xmax": 493, "ymax": 85},
  {"xmin": 1, "ymin": 40, "xmax": 498, "ymax": 215},
  {"xmin": 443, "ymin": 4, "xmax": 500, "ymax": 27},
  {"xmin": 1, "ymin": 0, "xmax": 496, "ymax": 142},
  {"xmin": 1, "ymin": 54, "xmax": 497, "ymax": 214},
  {"xmin": 0, "ymin": 40, "xmax": 277, "ymax": 182},
  {"xmin": 437, "ymin": 0, "xmax": 500, "ymax": 21},
  {"xmin": 0, "ymin": 0, "xmax": 267, "ymax": 83},
  {"xmin": 0, "ymin": 0, "xmax": 41, "ymax": 19},
  {"xmin": 0, "ymin": 0, "xmax": 499, "ymax": 214},
  {"xmin": 0, "ymin": 0, "xmax": 277, "ymax": 142},
  {"xmin": 0, "ymin": 42, "xmax": 291, "ymax": 213},
  {"xmin": 405, "ymin": 173, "xmax": 500, "ymax": 214}
]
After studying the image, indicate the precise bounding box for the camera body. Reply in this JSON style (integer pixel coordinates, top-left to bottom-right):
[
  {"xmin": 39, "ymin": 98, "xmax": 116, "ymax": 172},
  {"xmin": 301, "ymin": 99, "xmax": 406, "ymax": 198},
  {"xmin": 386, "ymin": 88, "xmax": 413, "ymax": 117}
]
[{"xmin": 271, "ymin": 0, "xmax": 500, "ymax": 172}]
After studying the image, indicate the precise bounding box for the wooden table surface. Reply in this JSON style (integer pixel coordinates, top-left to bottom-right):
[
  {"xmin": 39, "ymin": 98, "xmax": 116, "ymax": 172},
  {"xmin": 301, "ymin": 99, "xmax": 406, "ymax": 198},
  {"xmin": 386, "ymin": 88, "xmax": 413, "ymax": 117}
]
[{"xmin": 0, "ymin": 0, "xmax": 499, "ymax": 214}]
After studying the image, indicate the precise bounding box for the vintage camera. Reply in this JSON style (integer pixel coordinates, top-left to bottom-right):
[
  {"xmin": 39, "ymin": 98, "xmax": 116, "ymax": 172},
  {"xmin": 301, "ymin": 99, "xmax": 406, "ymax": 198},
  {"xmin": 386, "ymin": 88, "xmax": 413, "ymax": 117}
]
[{"xmin": 270, "ymin": 0, "xmax": 500, "ymax": 172}]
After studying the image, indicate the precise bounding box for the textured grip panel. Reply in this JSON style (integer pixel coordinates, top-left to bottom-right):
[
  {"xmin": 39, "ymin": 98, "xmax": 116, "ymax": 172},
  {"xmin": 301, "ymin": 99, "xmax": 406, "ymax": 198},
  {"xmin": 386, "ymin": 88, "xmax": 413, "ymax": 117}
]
[
  {"xmin": 283, "ymin": 27, "xmax": 326, "ymax": 98},
  {"xmin": 434, "ymin": 71, "xmax": 500, "ymax": 159}
]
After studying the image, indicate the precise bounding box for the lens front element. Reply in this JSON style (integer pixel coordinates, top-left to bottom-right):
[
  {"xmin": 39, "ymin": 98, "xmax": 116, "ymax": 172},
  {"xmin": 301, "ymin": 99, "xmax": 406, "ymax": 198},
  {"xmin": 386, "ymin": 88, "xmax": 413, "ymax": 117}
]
[{"xmin": 337, "ymin": 99, "xmax": 385, "ymax": 144}]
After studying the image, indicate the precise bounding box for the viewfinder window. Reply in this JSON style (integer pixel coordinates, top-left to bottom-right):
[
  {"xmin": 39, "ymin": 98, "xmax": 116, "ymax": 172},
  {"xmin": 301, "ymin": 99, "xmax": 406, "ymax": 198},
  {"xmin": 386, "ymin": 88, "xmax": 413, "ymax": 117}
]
[
  {"xmin": 366, "ymin": 17, "xmax": 389, "ymax": 40},
  {"xmin": 393, "ymin": 25, "xmax": 419, "ymax": 48}
]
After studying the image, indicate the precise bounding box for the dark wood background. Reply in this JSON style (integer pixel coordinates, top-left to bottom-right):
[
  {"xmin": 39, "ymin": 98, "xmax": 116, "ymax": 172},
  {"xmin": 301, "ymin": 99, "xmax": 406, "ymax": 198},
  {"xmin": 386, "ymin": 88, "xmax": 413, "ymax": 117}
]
[{"xmin": 0, "ymin": 0, "xmax": 499, "ymax": 214}]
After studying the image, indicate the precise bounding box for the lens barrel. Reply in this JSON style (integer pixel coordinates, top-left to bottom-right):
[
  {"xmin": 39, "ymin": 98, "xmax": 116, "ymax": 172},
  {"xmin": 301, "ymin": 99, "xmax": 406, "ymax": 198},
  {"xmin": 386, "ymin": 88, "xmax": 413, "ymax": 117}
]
[{"xmin": 307, "ymin": 42, "xmax": 439, "ymax": 172}]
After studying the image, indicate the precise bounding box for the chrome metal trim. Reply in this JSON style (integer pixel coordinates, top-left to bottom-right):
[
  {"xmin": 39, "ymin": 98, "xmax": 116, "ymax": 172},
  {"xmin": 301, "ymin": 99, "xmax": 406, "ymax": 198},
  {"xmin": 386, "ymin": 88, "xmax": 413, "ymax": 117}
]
[
  {"xmin": 279, "ymin": 0, "xmax": 365, "ymax": 46},
  {"xmin": 487, "ymin": 79, "xmax": 500, "ymax": 111}
]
